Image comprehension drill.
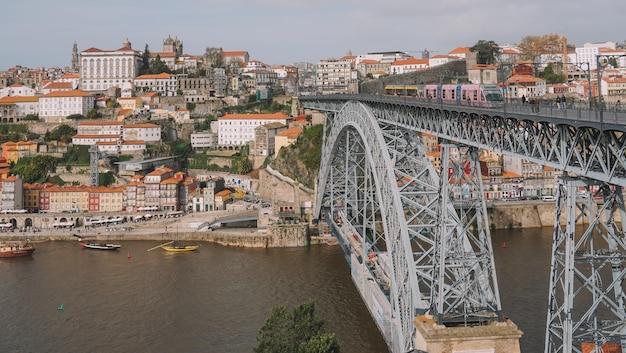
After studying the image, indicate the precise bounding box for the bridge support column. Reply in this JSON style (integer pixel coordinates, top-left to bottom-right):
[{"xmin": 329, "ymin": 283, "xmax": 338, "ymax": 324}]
[
  {"xmin": 414, "ymin": 314, "xmax": 522, "ymax": 353},
  {"xmin": 545, "ymin": 175, "xmax": 626, "ymax": 353}
]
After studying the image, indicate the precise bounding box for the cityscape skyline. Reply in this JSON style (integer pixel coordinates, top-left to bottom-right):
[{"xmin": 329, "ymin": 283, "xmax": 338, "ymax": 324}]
[{"xmin": 3, "ymin": 0, "xmax": 625, "ymax": 70}]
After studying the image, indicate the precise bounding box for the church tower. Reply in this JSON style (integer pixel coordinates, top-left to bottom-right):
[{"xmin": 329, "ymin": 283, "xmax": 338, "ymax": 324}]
[{"xmin": 71, "ymin": 41, "xmax": 79, "ymax": 72}]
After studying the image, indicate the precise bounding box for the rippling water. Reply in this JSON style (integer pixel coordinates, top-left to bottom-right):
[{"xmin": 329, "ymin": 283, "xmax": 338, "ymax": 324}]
[{"xmin": 0, "ymin": 228, "xmax": 553, "ymax": 353}]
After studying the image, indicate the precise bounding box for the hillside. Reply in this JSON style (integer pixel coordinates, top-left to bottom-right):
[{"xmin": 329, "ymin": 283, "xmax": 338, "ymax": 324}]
[{"xmin": 268, "ymin": 124, "xmax": 323, "ymax": 189}]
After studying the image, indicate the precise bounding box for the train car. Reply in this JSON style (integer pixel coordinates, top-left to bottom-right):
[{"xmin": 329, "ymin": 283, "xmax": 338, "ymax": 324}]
[
  {"xmin": 461, "ymin": 84, "xmax": 503, "ymax": 108},
  {"xmin": 422, "ymin": 84, "xmax": 503, "ymax": 108},
  {"xmin": 384, "ymin": 85, "xmax": 421, "ymax": 97}
]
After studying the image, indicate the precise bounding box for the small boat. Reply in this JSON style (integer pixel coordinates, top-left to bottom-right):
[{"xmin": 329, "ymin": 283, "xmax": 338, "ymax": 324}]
[
  {"xmin": 0, "ymin": 241, "xmax": 36, "ymax": 258},
  {"xmin": 78, "ymin": 241, "xmax": 121, "ymax": 250},
  {"xmin": 147, "ymin": 240, "xmax": 198, "ymax": 253},
  {"xmin": 162, "ymin": 241, "xmax": 199, "ymax": 252}
]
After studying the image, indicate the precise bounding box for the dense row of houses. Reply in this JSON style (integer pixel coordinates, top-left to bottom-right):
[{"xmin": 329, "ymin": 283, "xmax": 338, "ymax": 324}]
[{"xmin": 0, "ymin": 166, "xmax": 238, "ymax": 214}]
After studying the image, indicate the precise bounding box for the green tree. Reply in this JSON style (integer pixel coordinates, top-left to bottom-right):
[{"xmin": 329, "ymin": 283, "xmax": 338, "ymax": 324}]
[
  {"xmin": 237, "ymin": 158, "xmax": 253, "ymax": 174},
  {"xmin": 150, "ymin": 55, "xmax": 171, "ymax": 74},
  {"xmin": 254, "ymin": 300, "xmax": 340, "ymax": 353},
  {"xmin": 86, "ymin": 108, "xmax": 102, "ymax": 120},
  {"xmin": 141, "ymin": 44, "xmax": 151, "ymax": 75},
  {"xmin": 470, "ymin": 40, "xmax": 501, "ymax": 65},
  {"xmin": 44, "ymin": 124, "xmax": 77, "ymax": 143},
  {"xmin": 12, "ymin": 155, "xmax": 59, "ymax": 183},
  {"xmin": 538, "ymin": 63, "xmax": 566, "ymax": 84}
]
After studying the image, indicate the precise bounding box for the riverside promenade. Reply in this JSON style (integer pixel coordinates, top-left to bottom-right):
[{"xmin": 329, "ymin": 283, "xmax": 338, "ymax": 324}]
[{"xmin": 0, "ymin": 210, "xmax": 269, "ymax": 246}]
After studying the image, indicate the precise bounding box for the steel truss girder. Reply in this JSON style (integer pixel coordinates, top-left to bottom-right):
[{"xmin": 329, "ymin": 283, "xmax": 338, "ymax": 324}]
[
  {"xmin": 302, "ymin": 99, "xmax": 626, "ymax": 187},
  {"xmin": 433, "ymin": 144, "xmax": 502, "ymax": 325},
  {"xmin": 316, "ymin": 101, "xmax": 503, "ymax": 353},
  {"xmin": 545, "ymin": 175, "xmax": 626, "ymax": 353}
]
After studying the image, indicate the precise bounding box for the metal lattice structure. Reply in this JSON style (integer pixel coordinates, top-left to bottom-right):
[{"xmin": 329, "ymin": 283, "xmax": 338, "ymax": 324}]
[
  {"xmin": 545, "ymin": 176, "xmax": 626, "ymax": 353},
  {"xmin": 315, "ymin": 101, "xmax": 502, "ymax": 352},
  {"xmin": 301, "ymin": 94, "xmax": 626, "ymax": 353}
]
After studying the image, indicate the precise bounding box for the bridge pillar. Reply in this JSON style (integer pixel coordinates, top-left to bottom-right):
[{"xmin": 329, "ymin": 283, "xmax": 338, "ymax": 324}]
[{"xmin": 414, "ymin": 314, "xmax": 522, "ymax": 353}]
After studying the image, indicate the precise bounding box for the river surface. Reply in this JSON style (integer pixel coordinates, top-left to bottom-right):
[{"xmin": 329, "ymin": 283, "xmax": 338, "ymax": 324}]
[{"xmin": 0, "ymin": 227, "xmax": 553, "ymax": 353}]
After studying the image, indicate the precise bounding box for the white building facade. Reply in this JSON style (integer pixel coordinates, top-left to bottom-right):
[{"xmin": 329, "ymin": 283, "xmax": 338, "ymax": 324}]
[
  {"xmin": 218, "ymin": 113, "xmax": 291, "ymax": 146},
  {"xmin": 39, "ymin": 90, "xmax": 95, "ymax": 123},
  {"xmin": 79, "ymin": 39, "xmax": 143, "ymax": 93}
]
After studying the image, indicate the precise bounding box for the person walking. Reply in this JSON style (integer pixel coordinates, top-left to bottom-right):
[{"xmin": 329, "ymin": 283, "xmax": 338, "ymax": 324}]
[
  {"xmin": 521, "ymin": 95, "xmax": 526, "ymax": 104},
  {"xmin": 556, "ymin": 96, "xmax": 561, "ymax": 109},
  {"xmin": 561, "ymin": 95, "xmax": 567, "ymax": 109}
]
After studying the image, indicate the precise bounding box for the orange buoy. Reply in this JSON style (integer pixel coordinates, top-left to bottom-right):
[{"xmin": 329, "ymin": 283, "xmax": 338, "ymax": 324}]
[
  {"xmin": 127, "ymin": 252, "xmax": 131, "ymax": 259},
  {"xmin": 502, "ymin": 242, "xmax": 507, "ymax": 248}
]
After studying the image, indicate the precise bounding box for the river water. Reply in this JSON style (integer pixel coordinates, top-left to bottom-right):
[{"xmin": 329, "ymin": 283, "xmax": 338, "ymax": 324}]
[{"xmin": 0, "ymin": 227, "xmax": 553, "ymax": 353}]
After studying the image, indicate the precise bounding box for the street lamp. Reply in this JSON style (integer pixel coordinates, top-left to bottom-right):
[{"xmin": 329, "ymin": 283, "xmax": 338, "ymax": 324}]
[{"xmin": 498, "ymin": 63, "xmax": 515, "ymax": 115}]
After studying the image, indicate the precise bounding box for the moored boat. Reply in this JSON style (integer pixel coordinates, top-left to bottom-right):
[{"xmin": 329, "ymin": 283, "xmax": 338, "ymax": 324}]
[
  {"xmin": 0, "ymin": 241, "xmax": 36, "ymax": 258},
  {"xmin": 147, "ymin": 240, "xmax": 199, "ymax": 253},
  {"xmin": 162, "ymin": 242, "xmax": 199, "ymax": 252},
  {"xmin": 78, "ymin": 241, "xmax": 121, "ymax": 250}
]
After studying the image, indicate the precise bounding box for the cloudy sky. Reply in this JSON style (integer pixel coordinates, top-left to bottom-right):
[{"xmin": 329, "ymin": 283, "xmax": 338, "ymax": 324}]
[{"xmin": 3, "ymin": 0, "xmax": 624, "ymax": 70}]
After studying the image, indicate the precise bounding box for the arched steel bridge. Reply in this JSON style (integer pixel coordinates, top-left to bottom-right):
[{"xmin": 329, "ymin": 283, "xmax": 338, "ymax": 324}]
[{"xmin": 300, "ymin": 94, "xmax": 626, "ymax": 353}]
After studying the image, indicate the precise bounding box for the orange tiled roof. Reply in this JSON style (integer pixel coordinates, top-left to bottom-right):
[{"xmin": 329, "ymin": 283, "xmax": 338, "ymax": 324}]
[{"xmin": 42, "ymin": 90, "xmax": 93, "ymax": 98}]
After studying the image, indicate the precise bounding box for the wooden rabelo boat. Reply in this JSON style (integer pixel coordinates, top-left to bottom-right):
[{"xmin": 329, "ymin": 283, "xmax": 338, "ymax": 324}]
[
  {"xmin": 147, "ymin": 240, "xmax": 199, "ymax": 253},
  {"xmin": 0, "ymin": 241, "xmax": 36, "ymax": 257}
]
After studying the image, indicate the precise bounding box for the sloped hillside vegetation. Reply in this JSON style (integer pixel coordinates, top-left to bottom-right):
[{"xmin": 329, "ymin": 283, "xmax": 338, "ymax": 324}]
[{"xmin": 269, "ymin": 125, "xmax": 323, "ymax": 189}]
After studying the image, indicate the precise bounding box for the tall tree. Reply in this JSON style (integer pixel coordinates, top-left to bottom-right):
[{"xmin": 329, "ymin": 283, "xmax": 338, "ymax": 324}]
[
  {"xmin": 254, "ymin": 300, "xmax": 340, "ymax": 353},
  {"xmin": 141, "ymin": 44, "xmax": 151, "ymax": 75},
  {"xmin": 517, "ymin": 33, "xmax": 566, "ymax": 63},
  {"xmin": 470, "ymin": 40, "xmax": 501, "ymax": 65}
]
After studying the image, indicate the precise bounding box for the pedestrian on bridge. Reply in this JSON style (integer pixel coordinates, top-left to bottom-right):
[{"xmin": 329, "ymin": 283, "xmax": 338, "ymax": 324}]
[{"xmin": 556, "ymin": 96, "xmax": 561, "ymax": 109}]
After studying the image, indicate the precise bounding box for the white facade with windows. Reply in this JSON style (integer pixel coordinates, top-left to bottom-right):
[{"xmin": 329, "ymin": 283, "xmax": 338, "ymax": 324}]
[
  {"xmin": 123, "ymin": 123, "xmax": 161, "ymax": 143},
  {"xmin": 315, "ymin": 59, "xmax": 353, "ymax": 94},
  {"xmin": 218, "ymin": 113, "xmax": 291, "ymax": 146},
  {"xmin": 79, "ymin": 39, "xmax": 142, "ymax": 93},
  {"xmin": 39, "ymin": 90, "xmax": 95, "ymax": 123},
  {"xmin": 191, "ymin": 131, "xmax": 218, "ymax": 150},
  {"xmin": 134, "ymin": 73, "xmax": 178, "ymax": 96}
]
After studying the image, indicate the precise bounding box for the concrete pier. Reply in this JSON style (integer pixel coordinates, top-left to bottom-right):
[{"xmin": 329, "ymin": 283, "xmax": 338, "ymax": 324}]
[{"xmin": 413, "ymin": 314, "xmax": 523, "ymax": 353}]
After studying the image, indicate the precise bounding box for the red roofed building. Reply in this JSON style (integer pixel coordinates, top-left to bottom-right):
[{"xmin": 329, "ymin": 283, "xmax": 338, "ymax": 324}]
[
  {"xmin": 218, "ymin": 112, "xmax": 291, "ymax": 146},
  {"xmin": 222, "ymin": 51, "xmax": 250, "ymax": 66},
  {"xmin": 39, "ymin": 89, "xmax": 95, "ymax": 123},
  {"xmin": 274, "ymin": 127, "xmax": 303, "ymax": 155}
]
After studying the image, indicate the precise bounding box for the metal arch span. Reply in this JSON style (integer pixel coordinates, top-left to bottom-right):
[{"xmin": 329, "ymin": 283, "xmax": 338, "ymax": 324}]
[
  {"xmin": 316, "ymin": 101, "xmax": 504, "ymax": 353},
  {"xmin": 316, "ymin": 101, "xmax": 420, "ymax": 353}
]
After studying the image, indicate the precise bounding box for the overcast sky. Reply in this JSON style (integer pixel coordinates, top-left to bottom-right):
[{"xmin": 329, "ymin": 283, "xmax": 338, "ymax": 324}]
[{"xmin": 3, "ymin": 0, "xmax": 625, "ymax": 70}]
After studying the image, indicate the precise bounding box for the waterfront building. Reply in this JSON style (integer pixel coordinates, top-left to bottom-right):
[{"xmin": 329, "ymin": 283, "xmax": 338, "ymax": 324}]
[
  {"xmin": 23, "ymin": 182, "xmax": 49, "ymax": 213},
  {"xmin": 38, "ymin": 89, "xmax": 95, "ymax": 123},
  {"xmin": 214, "ymin": 189, "xmax": 232, "ymax": 211},
  {"xmin": 218, "ymin": 112, "xmax": 291, "ymax": 146},
  {"xmin": 143, "ymin": 166, "xmax": 182, "ymax": 212},
  {"xmin": 1, "ymin": 175, "xmax": 24, "ymax": 211},
  {"xmin": 124, "ymin": 174, "xmax": 146, "ymax": 212},
  {"xmin": 39, "ymin": 184, "xmax": 124, "ymax": 213},
  {"xmin": 79, "ymin": 39, "xmax": 143, "ymax": 93}
]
